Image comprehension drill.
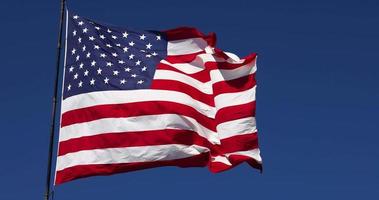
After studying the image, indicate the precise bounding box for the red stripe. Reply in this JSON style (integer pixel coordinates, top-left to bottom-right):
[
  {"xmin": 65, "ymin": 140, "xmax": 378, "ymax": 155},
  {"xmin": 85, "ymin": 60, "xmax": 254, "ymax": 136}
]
[
  {"xmin": 158, "ymin": 54, "xmax": 256, "ymax": 83},
  {"xmin": 58, "ymin": 129, "xmax": 258, "ymax": 157},
  {"xmin": 152, "ymin": 77, "xmax": 255, "ymax": 107},
  {"xmin": 165, "ymin": 52, "xmax": 256, "ymax": 69},
  {"xmin": 61, "ymin": 101, "xmax": 215, "ymax": 130},
  {"xmin": 156, "ymin": 63, "xmax": 211, "ymax": 83},
  {"xmin": 216, "ymin": 102, "xmax": 256, "ymax": 125},
  {"xmin": 204, "ymin": 53, "xmax": 256, "ymax": 70},
  {"xmin": 151, "ymin": 80, "xmax": 214, "ymax": 105},
  {"xmin": 58, "ymin": 129, "xmax": 213, "ymax": 156},
  {"xmin": 56, "ymin": 146, "xmax": 261, "ymax": 185},
  {"xmin": 55, "ymin": 152, "xmax": 210, "ymax": 185},
  {"xmin": 56, "ymin": 142, "xmax": 261, "ymax": 185},
  {"xmin": 164, "ymin": 27, "xmax": 216, "ymax": 47},
  {"xmin": 218, "ymin": 133, "xmax": 259, "ymax": 154},
  {"xmin": 213, "ymin": 48, "xmax": 257, "ymax": 63},
  {"xmin": 164, "ymin": 51, "xmax": 204, "ymax": 64},
  {"xmin": 153, "ymin": 70, "xmax": 255, "ymax": 100},
  {"xmin": 213, "ymin": 73, "xmax": 256, "ymax": 96}
]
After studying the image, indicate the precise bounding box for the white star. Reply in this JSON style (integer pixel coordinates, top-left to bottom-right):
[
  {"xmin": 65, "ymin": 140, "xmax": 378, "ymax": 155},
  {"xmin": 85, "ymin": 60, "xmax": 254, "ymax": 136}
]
[
  {"xmin": 135, "ymin": 60, "xmax": 141, "ymax": 66},
  {"xmin": 79, "ymin": 63, "xmax": 84, "ymax": 69},
  {"xmin": 120, "ymin": 79, "xmax": 126, "ymax": 84},
  {"xmin": 78, "ymin": 21, "xmax": 84, "ymax": 26},
  {"xmin": 122, "ymin": 31, "xmax": 128, "ymax": 38},
  {"xmin": 104, "ymin": 77, "xmax": 109, "ymax": 84},
  {"xmin": 118, "ymin": 60, "xmax": 125, "ymax": 64},
  {"xmin": 129, "ymin": 41, "xmax": 135, "ymax": 46},
  {"xmin": 146, "ymin": 54, "xmax": 152, "ymax": 58},
  {"xmin": 95, "ymin": 26, "xmax": 100, "ymax": 30},
  {"xmin": 112, "ymin": 52, "xmax": 118, "ymax": 57},
  {"xmin": 106, "ymin": 62, "xmax": 113, "ymax": 67},
  {"xmin": 82, "ymin": 45, "xmax": 86, "ymax": 51},
  {"xmin": 111, "ymin": 35, "xmax": 117, "ymax": 39},
  {"xmin": 124, "ymin": 67, "xmax": 131, "ymax": 72},
  {"xmin": 71, "ymin": 48, "xmax": 76, "ymax": 55},
  {"xmin": 137, "ymin": 80, "xmax": 144, "ymax": 84},
  {"xmin": 156, "ymin": 35, "xmax": 161, "ymax": 40},
  {"xmin": 91, "ymin": 60, "xmax": 96, "ymax": 66},
  {"xmin": 152, "ymin": 52, "xmax": 158, "ymax": 56},
  {"xmin": 76, "ymin": 55, "xmax": 80, "ymax": 61},
  {"xmin": 84, "ymin": 70, "xmax": 89, "ymax": 76},
  {"xmin": 73, "ymin": 15, "xmax": 79, "ymax": 19},
  {"xmin": 113, "ymin": 70, "xmax": 119, "ymax": 76},
  {"xmin": 90, "ymin": 78, "xmax": 95, "ymax": 85},
  {"xmin": 131, "ymin": 74, "xmax": 137, "ymax": 78},
  {"xmin": 146, "ymin": 43, "xmax": 152, "ymax": 49},
  {"xmin": 123, "ymin": 47, "xmax": 129, "ymax": 52},
  {"xmin": 94, "ymin": 45, "xmax": 100, "ymax": 50},
  {"xmin": 74, "ymin": 73, "xmax": 78, "ymax": 79},
  {"xmin": 78, "ymin": 81, "xmax": 83, "ymax": 87},
  {"xmin": 78, "ymin": 37, "xmax": 82, "ymax": 43},
  {"xmin": 73, "ymin": 30, "xmax": 77, "ymax": 36},
  {"xmin": 86, "ymin": 52, "xmax": 91, "ymax": 58},
  {"xmin": 83, "ymin": 28, "xmax": 88, "ymax": 33},
  {"xmin": 67, "ymin": 84, "xmax": 71, "ymax": 90},
  {"xmin": 69, "ymin": 66, "xmax": 74, "ymax": 72},
  {"xmin": 129, "ymin": 54, "xmax": 135, "ymax": 59},
  {"xmin": 141, "ymin": 66, "xmax": 147, "ymax": 71},
  {"xmin": 89, "ymin": 36, "xmax": 95, "ymax": 41},
  {"xmin": 107, "ymin": 29, "xmax": 112, "ymax": 33},
  {"xmin": 139, "ymin": 34, "xmax": 146, "ymax": 40},
  {"xmin": 106, "ymin": 44, "xmax": 112, "ymax": 48},
  {"xmin": 100, "ymin": 35, "xmax": 105, "ymax": 39},
  {"xmin": 116, "ymin": 43, "xmax": 121, "ymax": 47},
  {"xmin": 97, "ymin": 68, "xmax": 102, "ymax": 74},
  {"xmin": 100, "ymin": 53, "xmax": 106, "ymax": 58}
]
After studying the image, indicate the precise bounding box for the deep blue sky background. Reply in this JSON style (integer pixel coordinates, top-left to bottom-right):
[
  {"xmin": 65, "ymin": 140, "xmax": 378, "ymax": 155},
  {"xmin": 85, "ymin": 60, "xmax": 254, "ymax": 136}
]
[{"xmin": 0, "ymin": 0, "xmax": 378, "ymax": 199}]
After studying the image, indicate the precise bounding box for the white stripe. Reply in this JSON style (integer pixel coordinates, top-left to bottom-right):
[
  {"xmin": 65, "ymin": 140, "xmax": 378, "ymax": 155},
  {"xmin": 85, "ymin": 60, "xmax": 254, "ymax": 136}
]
[
  {"xmin": 160, "ymin": 59, "xmax": 204, "ymax": 74},
  {"xmin": 160, "ymin": 53, "xmax": 224, "ymax": 74},
  {"xmin": 224, "ymin": 52, "xmax": 240, "ymax": 62},
  {"xmin": 167, "ymin": 38, "xmax": 207, "ymax": 55},
  {"xmin": 215, "ymin": 86, "xmax": 256, "ymax": 110},
  {"xmin": 154, "ymin": 61, "xmax": 256, "ymax": 95},
  {"xmin": 59, "ymin": 114, "xmax": 220, "ymax": 144},
  {"xmin": 161, "ymin": 53, "xmax": 254, "ymax": 78},
  {"xmin": 61, "ymin": 90, "xmax": 216, "ymax": 118},
  {"xmin": 217, "ymin": 117, "xmax": 257, "ymax": 140},
  {"xmin": 195, "ymin": 53, "xmax": 225, "ymax": 63},
  {"xmin": 224, "ymin": 148, "xmax": 262, "ymax": 163},
  {"xmin": 210, "ymin": 61, "xmax": 256, "ymax": 84},
  {"xmin": 56, "ymin": 144, "xmax": 210, "ymax": 171},
  {"xmin": 154, "ymin": 70, "xmax": 213, "ymax": 94},
  {"xmin": 211, "ymin": 155, "xmax": 232, "ymax": 165}
]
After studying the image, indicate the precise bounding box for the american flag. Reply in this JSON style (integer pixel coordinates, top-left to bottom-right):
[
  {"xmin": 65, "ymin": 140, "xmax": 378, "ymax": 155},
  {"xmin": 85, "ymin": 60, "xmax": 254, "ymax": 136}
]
[{"xmin": 55, "ymin": 11, "xmax": 262, "ymax": 185}]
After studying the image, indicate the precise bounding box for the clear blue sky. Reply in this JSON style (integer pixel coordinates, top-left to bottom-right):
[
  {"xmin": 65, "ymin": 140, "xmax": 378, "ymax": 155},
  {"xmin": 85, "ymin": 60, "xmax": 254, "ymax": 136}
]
[{"xmin": 0, "ymin": 0, "xmax": 378, "ymax": 199}]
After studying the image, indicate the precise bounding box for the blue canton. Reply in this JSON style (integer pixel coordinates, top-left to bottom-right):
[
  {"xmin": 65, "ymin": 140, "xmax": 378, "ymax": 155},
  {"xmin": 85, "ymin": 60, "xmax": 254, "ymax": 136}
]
[{"xmin": 63, "ymin": 13, "xmax": 167, "ymax": 99}]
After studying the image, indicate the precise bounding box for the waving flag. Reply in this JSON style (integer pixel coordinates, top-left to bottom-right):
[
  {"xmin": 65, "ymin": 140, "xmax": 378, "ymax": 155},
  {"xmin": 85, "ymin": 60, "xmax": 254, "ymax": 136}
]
[{"xmin": 55, "ymin": 12, "xmax": 262, "ymax": 185}]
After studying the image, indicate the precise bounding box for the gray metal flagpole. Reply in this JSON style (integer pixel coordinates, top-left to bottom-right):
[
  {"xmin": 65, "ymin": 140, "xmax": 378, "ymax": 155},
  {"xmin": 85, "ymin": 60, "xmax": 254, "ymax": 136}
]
[{"xmin": 44, "ymin": 0, "xmax": 66, "ymax": 199}]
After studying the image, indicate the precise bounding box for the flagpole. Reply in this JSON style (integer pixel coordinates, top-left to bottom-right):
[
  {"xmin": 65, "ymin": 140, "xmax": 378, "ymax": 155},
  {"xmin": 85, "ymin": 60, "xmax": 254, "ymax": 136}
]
[{"xmin": 44, "ymin": 0, "xmax": 66, "ymax": 199}]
